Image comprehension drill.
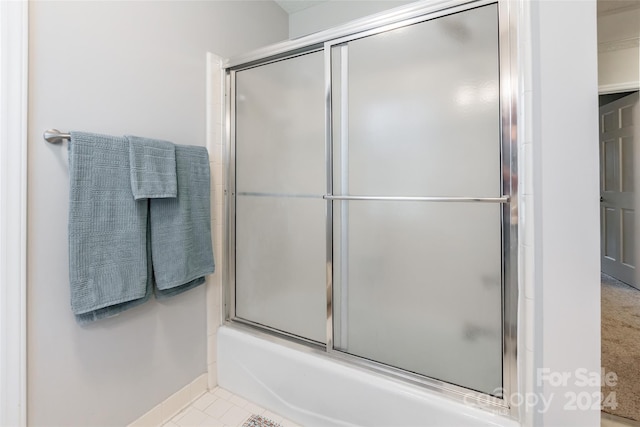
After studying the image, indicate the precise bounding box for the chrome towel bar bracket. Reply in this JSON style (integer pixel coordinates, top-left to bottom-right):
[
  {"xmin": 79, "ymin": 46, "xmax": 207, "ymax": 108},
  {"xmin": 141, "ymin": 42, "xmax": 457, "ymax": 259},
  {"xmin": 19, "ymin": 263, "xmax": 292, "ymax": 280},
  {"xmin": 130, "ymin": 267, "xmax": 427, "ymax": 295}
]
[{"xmin": 43, "ymin": 129, "xmax": 71, "ymax": 144}]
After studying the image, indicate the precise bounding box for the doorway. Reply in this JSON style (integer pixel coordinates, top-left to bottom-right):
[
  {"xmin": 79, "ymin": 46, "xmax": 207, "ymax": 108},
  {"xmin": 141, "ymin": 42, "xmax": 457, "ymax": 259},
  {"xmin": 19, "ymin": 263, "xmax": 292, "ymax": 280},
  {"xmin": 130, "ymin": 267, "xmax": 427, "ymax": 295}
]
[
  {"xmin": 599, "ymin": 90, "xmax": 640, "ymax": 425},
  {"xmin": 599, "ymin": 91, "xmax": 638, "ymax": 290}
]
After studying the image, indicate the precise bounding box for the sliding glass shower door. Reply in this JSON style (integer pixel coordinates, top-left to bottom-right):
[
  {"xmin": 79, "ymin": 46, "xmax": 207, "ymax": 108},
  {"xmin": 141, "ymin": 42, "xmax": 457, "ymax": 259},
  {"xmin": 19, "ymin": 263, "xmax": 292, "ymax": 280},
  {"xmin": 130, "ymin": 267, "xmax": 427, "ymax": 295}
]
[
  {"xmin": 231, "ymin": 1, "xmax": 509, "ymax": 399},
  {"xmin": 233, "ymin": 51, "xmax": 326, "ymax": 343},
  {"xmin": 330, "ymin": 4, "xmax": 503, "ymax": 395}
]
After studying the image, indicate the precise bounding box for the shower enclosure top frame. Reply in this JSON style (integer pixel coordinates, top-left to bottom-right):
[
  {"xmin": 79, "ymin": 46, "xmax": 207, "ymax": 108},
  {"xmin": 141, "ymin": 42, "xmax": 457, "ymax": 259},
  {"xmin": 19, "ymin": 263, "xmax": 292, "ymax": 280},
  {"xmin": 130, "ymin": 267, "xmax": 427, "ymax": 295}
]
[{"xmin": 222, "ymin": 0, "xmax": 520, "ymax": 421}]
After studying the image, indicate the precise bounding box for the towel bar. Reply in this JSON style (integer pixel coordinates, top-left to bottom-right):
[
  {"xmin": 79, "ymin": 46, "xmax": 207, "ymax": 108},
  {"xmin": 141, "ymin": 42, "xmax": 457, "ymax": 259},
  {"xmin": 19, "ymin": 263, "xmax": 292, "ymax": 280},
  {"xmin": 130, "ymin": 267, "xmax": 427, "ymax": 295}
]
[{"xmin": 43, "ymin": 129, "xmax": 70, "ymax": 144}]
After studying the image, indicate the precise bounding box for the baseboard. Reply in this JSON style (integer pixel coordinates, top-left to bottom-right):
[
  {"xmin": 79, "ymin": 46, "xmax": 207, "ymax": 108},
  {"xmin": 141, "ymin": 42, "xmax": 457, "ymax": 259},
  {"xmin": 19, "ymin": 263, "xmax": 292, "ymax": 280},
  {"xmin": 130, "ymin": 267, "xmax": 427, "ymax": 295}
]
[
  {"xmin": 599, "ymin": 82, "xmax": 640, "ymax": 95},
  {"xmin": 602, "ymin": 411, "xmax": 640, "ymax": 426},
  {"xmin": 127, "ymin": 374, "xmax": 208, "ymax": 427}
]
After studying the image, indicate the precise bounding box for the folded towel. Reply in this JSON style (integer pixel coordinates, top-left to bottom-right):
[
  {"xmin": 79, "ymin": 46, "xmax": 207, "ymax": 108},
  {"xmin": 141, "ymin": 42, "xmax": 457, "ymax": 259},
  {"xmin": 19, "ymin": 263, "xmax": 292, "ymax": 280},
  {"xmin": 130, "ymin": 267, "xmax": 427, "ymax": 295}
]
[
  {"xmin": 151, "ymin": 145, "xmax": 215, "ymax": 297},
  {"xmin": 126, "ymin": 135, "xmax": 177, "ymax": 200},
  {"xmin": 68, "ymin": 132, "xmax": 151, "ymax": 324}
]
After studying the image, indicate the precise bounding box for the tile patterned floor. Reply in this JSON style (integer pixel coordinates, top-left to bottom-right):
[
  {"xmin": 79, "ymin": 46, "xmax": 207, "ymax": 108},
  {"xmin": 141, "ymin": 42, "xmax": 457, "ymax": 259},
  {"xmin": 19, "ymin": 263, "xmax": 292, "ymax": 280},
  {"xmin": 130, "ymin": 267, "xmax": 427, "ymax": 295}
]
[{"xmin": 162, "ymin": 387, "xmax": 300, "ymax": 427}]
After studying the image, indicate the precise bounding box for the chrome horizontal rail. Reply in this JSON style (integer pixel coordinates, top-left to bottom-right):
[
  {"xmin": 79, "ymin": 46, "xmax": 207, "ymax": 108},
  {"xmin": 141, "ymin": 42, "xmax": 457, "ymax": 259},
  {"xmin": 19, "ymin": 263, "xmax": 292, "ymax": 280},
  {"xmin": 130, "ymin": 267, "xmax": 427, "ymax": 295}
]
[
  {"xmin": 237, "ymin": 192, "xmax": 323, "ymax": 199},
  {"xmin": 323, "ymin": 195, "xmax": 510, "ymax": 203}
]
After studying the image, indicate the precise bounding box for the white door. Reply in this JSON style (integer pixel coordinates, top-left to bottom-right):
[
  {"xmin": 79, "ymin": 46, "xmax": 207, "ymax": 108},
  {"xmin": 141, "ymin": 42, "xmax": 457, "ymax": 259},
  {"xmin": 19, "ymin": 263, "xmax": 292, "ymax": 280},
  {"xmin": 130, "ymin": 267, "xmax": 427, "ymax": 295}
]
[{"xmin": 600, "ymin": 92, "xmax": 639, "ymax": 288}]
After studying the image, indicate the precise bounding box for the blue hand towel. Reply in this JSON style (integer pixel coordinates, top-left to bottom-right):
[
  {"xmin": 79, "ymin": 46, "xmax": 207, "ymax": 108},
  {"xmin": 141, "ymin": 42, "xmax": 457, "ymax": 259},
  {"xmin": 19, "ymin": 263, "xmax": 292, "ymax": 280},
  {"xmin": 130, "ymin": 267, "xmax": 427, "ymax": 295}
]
[
  {"xmin": 126, "ymin": 135, "xmax": 177, "ymax": 200},
  {"xmin": 68, "ymin": 132, "xmax": 151, "ymax": 324},
  {"xmin": 151, "ymin": 145, "xmax": 215, "ymax": 297}
]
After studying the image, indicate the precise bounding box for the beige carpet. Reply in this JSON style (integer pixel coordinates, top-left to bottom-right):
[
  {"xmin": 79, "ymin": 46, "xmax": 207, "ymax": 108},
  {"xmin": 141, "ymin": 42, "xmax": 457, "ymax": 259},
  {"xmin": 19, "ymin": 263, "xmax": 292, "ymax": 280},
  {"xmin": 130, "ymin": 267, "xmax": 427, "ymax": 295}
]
[{"xmin": 602, "ymin": 274, "xmax": 640, "ymax": 422}]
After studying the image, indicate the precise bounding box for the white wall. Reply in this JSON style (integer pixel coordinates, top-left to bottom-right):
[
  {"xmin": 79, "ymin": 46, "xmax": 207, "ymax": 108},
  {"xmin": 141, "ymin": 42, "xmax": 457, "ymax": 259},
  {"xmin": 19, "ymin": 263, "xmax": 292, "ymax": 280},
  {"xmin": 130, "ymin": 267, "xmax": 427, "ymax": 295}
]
[
  {"xmin": 597, "ymin": 6, "xmax": 640, "ymax": 93},
  {"xmin": 289, "ymin": 0, "xmax": 414, "ymax": 38},
  {"xmin": 27, "ymin": 2, "xmax": 287, "ymax": 426},
  {"xmin": 530, "ymin": 0, "xmax": 601, "ymax": 425},
  {"xmin": 0, "ymin": 2, "xmax": 28, "ymax": 426}
]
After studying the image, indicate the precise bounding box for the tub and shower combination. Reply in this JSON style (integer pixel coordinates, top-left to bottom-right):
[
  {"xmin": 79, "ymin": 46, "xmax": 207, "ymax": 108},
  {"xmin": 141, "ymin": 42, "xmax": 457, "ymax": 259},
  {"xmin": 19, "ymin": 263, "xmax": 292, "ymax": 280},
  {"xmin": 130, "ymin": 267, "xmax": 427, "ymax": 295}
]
[{"xmin": 217, "ymin": 0, "xmax": 520, "ymax": 425}]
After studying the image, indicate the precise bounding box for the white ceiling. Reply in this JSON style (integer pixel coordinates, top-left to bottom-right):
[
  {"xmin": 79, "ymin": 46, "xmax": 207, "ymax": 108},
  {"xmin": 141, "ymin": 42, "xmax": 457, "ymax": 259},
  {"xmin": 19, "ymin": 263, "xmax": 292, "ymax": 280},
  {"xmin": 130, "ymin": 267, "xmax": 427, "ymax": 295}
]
[
  {"xmin": 274, "ymin": 0, "xmax": 328, "ymax": 14},
  {"xmin": 274, "ymin": 0, "xmax": 640, "ymax": 15}
]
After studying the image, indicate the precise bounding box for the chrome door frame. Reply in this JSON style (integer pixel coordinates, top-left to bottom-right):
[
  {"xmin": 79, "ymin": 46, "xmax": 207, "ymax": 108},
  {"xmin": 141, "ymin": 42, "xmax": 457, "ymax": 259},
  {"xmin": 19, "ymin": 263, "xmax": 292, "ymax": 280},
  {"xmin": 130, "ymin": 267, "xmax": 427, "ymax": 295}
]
[{"xmin": 222, "ymin": 0, "xmax": 520, "ymax": 420}]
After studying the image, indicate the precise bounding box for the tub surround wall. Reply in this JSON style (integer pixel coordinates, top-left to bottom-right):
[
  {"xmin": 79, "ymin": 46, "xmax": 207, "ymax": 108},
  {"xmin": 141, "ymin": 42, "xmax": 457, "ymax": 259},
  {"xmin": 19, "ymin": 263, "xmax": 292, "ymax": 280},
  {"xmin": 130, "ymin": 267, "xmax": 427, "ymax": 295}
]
[
  {"xmin": 27, "ymin": 2, "xmax": 287, "ymax": 425},
  {"xmin": 206, "ymin": 51, "xmax": 226, "ymax": 390}
]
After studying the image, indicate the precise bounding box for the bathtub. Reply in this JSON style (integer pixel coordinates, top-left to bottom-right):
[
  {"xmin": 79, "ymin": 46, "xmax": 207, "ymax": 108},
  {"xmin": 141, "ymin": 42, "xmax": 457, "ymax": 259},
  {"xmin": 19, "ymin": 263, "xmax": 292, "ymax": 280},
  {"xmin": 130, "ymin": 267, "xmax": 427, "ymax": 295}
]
[{"xmin": 217, "ymin": 326, "xmax": 520, "ymax": 427}]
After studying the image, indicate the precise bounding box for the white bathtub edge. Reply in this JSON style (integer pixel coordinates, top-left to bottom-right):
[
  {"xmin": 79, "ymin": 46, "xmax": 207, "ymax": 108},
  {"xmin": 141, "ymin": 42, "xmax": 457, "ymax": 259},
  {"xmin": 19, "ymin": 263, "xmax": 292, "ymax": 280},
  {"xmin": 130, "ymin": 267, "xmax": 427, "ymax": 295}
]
[{"xmin": 217, "ymin": 326, "xmax": 521, "ymax": 427}]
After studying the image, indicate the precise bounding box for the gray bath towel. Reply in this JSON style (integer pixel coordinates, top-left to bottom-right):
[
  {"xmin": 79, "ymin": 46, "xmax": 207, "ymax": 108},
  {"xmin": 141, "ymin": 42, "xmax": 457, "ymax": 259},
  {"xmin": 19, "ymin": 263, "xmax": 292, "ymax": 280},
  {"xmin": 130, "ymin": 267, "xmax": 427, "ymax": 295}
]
[
  {"xmin": 126, "ymin": 135, "xmax": 177, "ymax": 200},
  {"xmin": 151, "ymin": 145, "xmax": 215, "ymax": 297},
  {"xmin": 68, "ymin": 132, "xmax": 151, "ymax": 324}
]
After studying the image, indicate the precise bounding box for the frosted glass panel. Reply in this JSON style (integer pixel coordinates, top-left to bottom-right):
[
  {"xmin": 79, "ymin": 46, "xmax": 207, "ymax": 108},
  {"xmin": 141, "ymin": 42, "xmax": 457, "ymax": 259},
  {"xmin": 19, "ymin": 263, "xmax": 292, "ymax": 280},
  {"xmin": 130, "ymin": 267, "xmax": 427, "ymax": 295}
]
[
  {"xmin": 333, "ymin": 201, "xmax": 503, "ymax": 394},
  {"xmin": 236, "ymin": 51, "xmax": 325, "ymax": 195},
  {"xmin": 235, "ymin": 196, "xmax": 326, "ymax": 342},
  {"xmin": 234, "ymin": 51, "xmax": 326, "ymax": 343},
  {"xmin": 331, "ymin": 4, "xmax": 503, "ymax": 395},
  {"xmin": 334, "ymin": 4, "xmax": 500, "ymax": 197}
]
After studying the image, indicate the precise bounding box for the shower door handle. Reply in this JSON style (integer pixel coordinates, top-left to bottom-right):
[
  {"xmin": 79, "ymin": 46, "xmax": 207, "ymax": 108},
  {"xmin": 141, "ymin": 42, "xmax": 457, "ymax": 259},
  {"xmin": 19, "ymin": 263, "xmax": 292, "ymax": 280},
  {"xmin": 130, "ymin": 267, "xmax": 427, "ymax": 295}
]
[{"xmin": 323, "ymin": 195, "xmax": 510, "ymax": 203}]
